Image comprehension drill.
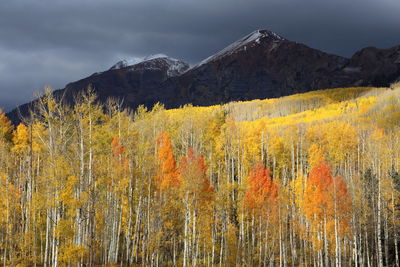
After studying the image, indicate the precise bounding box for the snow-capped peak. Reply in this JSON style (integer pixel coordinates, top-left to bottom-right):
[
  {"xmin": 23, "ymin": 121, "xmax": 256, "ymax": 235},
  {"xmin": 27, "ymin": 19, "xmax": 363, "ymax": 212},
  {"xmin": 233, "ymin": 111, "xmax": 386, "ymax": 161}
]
[
  {"xmin": 109, "ymin": 60, "xmax": 130, "ymax": 70},
  {"xmin": 109, "ymin": 54, "xmax": 169, "ymax": 70},
  {"xmin": 143, "ymin": 54, "xmax": 169, "ymax": 61},
  {"xmin": 191, "ymin": 29, "xmax": 285, "ymax": 70},
  {"xmin": 109, "ymin": 54, "xmax": 189, "ymax": 77}
]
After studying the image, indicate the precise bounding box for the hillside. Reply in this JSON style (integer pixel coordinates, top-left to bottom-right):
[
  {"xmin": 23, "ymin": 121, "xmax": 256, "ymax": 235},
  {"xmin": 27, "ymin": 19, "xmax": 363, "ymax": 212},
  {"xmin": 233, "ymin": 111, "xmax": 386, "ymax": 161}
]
[
  {"xmin": 7, "ymin": 29, "xmax": 400, "ymax": 124},
  {"xmin": 0, "ymin": 85, "xmax": 399, "ymax": 266}
]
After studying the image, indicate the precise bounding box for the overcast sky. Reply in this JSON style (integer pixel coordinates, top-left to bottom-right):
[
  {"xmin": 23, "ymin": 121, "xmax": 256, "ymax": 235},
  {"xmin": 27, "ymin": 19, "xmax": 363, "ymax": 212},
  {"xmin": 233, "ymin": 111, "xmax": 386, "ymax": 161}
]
[{"xmin": 1, "ymin": 0, "xmax": 400, "ymax": 111}]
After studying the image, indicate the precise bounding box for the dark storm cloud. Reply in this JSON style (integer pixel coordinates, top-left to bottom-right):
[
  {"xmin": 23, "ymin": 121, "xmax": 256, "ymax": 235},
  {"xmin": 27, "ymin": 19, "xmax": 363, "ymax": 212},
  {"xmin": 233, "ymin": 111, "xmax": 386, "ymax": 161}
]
[{"xmin": 1, "ymin": 0, "xmax": 399, "ymax": 111}]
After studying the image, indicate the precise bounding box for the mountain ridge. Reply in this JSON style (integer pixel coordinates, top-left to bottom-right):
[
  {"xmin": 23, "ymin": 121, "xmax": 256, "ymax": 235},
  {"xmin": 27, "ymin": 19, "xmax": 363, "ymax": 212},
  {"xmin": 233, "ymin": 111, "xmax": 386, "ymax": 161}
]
[{"xmin": 7, "ymin": 29, "xmax": 400, "ymax": 123}]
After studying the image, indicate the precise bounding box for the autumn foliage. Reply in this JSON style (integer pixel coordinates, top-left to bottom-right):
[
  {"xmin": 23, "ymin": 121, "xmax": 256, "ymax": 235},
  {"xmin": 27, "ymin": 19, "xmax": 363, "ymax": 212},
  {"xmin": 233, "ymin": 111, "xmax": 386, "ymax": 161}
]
[
  {"xmin": 155, "ymin": 131, "xmax": 180, "ymax": 190},
  {"xmin": 111, "ymin": 136, "xmax": 125, "ymax": 156},
  {"xmin": 0, "ymin": 109, "xmax": 13, "ymax": 142},
  {"xmin": 179, "ymin": 147, "xmax": 213, "ymax": 201},
  {"xmin": 303, "ymin": 161, "xmax": 351, "ymax": 251},
  {"xmin": 0, "ymin": 87, "xmax": 398, "ymax": 266},
  {"xmin": 304, "ymin": 161, "xmax": 335, "ymax": 219},
  {"xmin": 244, "ymin": 164, "xmax": 278, "ymax": 212}
]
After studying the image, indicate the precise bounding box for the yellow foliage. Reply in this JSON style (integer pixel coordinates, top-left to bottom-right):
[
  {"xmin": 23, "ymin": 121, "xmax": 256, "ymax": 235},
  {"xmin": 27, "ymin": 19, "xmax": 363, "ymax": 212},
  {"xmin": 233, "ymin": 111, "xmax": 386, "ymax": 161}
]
[
  {"xmin": 12, "ymin": 123, "xmax": 29, "ymax": 154},
  {"xmin": 308, "ymin": 143, "xmax": 325, "ymax": 168},
  {"xmin": 0, "ymin": 109, "xmax": 13, "ymax": 142}
]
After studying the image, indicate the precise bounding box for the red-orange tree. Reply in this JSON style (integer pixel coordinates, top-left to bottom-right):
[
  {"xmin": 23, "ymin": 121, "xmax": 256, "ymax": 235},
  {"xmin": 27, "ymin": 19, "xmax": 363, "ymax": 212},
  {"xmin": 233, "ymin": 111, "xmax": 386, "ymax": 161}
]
[
  {"xmin": 244, "ymin": 164, "xmax": 278, "ymax": 214},
  {"xmin": 155, "ymin": 131, "xmax": 180, "ymax": 190},
  {"xmin": 304, "ymin": 162, "xmax": 334, "ymax": 220},
  {"xmin": 303, "ymin": 161, "xmax": 351, "ymax": 254},
  {"xmin": 243, "ymin": 164, "xmax": 279, "ymax": 265},
  {"xmin": 153, "ymin": 132, "xmax": 183, "ymax": 263}
]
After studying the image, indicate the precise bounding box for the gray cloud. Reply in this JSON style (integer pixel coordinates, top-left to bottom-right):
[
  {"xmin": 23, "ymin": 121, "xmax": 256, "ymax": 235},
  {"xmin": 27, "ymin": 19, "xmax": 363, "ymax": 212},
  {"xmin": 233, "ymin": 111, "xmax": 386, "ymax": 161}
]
[{"xmin": 0, "ymin": 0, "xmax": 399, "ymax": 111}]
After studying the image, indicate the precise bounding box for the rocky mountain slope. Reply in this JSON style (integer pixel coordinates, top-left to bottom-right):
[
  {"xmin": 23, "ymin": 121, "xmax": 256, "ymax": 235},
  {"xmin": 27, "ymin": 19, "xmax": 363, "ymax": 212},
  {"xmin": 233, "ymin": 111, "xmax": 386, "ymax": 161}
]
[{"xmin": 7, "ymin": 30, "xmax": 400, "ymax": 123}]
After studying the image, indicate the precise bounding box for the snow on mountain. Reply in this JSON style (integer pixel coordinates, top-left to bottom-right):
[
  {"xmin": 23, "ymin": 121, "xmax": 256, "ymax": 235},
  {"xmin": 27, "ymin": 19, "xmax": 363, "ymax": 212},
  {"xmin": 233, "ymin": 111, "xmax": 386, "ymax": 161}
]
[
  {"xmin": 164, "ymin": 58, "xmax": 190, "ymax": 77},
  {"xmin": 190, "ymin": 30, "xmax": 285, "ymax": 70},
  {"xmin": 143, "ymin": 54, "xmax": 169, "ymax": 61},
  {"xmin": 109, "ymin": 54, "xmax": 189, "ymax": 77},
  {"xmin": 109, "ymin": 30, "xmax": 284, "ymax": 75},
  {"xmin": 109, "ymin": 60, "xmax": 130, "ymax": 70}
]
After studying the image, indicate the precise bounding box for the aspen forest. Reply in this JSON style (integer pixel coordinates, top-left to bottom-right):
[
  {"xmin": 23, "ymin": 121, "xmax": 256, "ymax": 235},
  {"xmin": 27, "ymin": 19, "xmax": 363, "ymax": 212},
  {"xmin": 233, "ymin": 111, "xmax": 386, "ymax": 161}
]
[{"xmin": 0, "ymin": 85, "xmax": 399, "ymax": 267}]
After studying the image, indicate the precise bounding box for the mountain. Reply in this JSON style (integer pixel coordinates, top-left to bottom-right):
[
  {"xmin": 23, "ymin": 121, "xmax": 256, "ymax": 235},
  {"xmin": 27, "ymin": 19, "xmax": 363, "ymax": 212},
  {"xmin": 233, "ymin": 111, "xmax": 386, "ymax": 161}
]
[
  {"xmin": 7, "ymin": 30, "xmax": 400, "ymax": 123},
  {"xmin": 8, "ymin": 55, "xmax": 190, "ymax": 123}
]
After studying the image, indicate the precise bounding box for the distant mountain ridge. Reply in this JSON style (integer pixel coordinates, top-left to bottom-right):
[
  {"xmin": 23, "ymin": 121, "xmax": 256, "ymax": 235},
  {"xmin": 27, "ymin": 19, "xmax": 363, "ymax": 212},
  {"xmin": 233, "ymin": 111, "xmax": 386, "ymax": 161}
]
[{"xmin": 7, "ymin": 29, "xmax": 400, "ymax": 123}]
